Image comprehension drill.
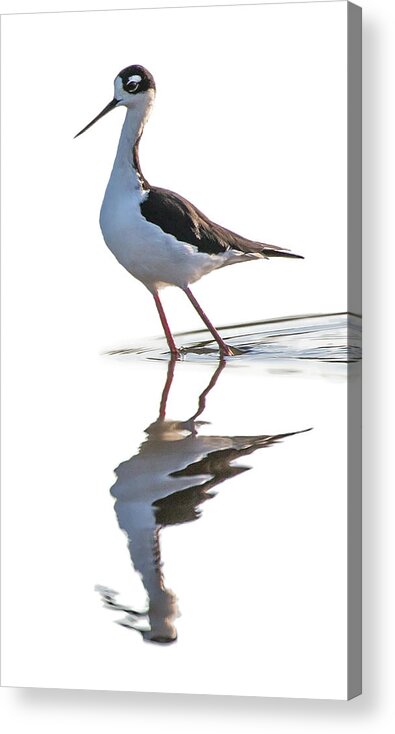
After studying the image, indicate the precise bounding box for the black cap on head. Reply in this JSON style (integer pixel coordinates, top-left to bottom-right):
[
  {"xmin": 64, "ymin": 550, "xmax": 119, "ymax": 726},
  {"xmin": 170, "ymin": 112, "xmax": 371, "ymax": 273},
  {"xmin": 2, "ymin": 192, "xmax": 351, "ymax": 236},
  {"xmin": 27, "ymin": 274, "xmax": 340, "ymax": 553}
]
[{"xmin": 118, "ymin": 65, "xmax": 156, "ymax": 94}]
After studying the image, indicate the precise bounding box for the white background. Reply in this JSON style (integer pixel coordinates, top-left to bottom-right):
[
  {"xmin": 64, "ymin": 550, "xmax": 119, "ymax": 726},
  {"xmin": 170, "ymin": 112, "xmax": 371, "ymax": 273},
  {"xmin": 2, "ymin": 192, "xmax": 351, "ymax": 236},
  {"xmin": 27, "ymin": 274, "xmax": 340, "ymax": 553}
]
[
  {"xmin": 1, "ymin": 0, "xmax": 348, "ymax": 354},
  {"xmin": 0, "ymin": 0, "xmax": 394, "ymax": 732}
]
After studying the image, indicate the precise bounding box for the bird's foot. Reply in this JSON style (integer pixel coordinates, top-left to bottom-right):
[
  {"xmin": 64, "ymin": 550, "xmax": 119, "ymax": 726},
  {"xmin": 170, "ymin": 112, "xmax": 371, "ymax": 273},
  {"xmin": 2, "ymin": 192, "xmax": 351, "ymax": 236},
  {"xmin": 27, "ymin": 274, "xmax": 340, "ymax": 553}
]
[
  {"xmin": 220, "ymin": 344, "xmax": 239, "ymax": 357},
  {"xmin": 169, "ymin": 348, "xmax": 182, "ymax": 360}
]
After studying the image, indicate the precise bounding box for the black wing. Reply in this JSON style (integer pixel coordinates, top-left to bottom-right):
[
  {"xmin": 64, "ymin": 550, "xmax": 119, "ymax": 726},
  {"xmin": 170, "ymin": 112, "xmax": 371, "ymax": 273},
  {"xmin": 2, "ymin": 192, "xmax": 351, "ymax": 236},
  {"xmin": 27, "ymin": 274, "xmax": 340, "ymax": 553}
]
[{"xmin": 140, "ymin": 188, "xmax": 303, "ymax": 259}]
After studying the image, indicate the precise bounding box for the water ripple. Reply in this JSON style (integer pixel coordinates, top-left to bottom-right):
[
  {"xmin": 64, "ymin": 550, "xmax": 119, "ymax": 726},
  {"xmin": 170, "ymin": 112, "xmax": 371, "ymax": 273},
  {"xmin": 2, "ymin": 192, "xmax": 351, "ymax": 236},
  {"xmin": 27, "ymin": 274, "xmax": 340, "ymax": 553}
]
[{"xmin": 105, "ymin": 312, "xmax": 361, "ymax": 365}]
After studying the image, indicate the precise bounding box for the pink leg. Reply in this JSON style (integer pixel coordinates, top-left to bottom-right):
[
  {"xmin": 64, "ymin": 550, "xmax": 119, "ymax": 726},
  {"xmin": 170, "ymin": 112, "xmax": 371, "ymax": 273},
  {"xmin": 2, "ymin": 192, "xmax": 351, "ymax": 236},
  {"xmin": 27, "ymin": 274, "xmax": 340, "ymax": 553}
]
[
  {"xmin": 183, "ymin": 287, "xmax": 234, "ymax": 356},
  {"xmin": 153, "ymin": 291, "xmax": 180, "ymax": 357}
]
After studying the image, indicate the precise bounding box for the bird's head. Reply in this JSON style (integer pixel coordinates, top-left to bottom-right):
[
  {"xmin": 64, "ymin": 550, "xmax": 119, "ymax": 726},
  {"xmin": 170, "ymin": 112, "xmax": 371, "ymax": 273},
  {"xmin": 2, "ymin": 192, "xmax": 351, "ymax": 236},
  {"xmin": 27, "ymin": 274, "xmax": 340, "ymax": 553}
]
[{"xmin": 75, "ymin": 64, "xmax": 156, "ymax": 138}]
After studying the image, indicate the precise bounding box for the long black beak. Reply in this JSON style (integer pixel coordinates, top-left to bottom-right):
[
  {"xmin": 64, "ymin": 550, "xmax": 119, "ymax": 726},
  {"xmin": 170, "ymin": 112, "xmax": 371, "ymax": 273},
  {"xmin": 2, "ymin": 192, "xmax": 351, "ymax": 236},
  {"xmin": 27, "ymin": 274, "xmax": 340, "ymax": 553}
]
[{"xmin": 74, "ymin": 98, "xmax": 120, "ymax": 138}]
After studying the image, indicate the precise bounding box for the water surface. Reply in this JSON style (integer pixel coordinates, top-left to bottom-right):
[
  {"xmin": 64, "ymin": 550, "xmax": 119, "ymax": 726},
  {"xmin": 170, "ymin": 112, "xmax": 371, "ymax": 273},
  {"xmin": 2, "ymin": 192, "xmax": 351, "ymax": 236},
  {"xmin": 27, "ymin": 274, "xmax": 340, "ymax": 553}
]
[
  {"xmin": 2, "ymin": 311, "xmax": 361, "ymax": 695},
  {"xmin": 95, "ymin": 312, "xmax": 360, "ymax": 651},
  {"xmin": 106, "ymin": 312, "xmax": 361, "ymax": 364}
]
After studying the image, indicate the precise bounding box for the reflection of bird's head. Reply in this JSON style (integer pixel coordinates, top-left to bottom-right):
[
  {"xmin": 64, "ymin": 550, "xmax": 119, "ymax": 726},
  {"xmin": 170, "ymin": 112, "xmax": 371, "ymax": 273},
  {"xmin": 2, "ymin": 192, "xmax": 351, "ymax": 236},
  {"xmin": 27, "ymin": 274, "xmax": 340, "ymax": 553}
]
[
  {"xmin": 142, "ymin": 622, "xmax": 178, "ymax": 644},
  {"xmin": 142, "ymin": 587, "xmax": 179, "ymax": 644}
]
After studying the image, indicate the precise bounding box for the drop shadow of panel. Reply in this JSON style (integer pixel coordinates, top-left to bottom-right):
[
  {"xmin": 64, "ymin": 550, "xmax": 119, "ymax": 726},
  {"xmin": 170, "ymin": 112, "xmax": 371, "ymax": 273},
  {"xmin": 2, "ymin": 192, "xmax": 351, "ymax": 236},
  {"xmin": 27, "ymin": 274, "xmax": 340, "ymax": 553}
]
[{"xmin": 96, "ymin": 358, "xmax": 311, "ymax": 644}]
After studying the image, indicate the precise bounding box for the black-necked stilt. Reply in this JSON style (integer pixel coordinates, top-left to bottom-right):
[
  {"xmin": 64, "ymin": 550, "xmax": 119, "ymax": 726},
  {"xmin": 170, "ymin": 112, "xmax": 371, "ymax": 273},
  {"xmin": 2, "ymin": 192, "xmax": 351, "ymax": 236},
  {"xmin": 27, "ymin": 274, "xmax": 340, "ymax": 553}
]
[{"xmin": 76, "ymin": 64, "xmax": 303, "ymax": 357}]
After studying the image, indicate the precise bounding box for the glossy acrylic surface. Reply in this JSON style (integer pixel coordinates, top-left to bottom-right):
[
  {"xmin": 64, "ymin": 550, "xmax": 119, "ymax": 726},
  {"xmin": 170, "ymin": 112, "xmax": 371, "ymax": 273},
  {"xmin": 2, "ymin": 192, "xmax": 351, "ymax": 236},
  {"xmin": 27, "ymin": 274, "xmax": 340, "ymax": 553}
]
[
  {"xmin": 2, "ymin": 315, "xmax": 360, "ymax": 698},
  {"xmin": 1, "ymin": 1, "xmax": 357, "ymax": 700}
]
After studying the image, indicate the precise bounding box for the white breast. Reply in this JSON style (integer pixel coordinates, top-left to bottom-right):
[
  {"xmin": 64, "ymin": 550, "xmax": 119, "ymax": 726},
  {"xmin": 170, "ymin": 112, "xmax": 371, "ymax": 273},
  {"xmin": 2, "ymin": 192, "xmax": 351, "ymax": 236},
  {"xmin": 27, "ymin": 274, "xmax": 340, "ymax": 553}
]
[{"xmin": 99, "ymin": 171, "xmax": 234, "ymax": 292}]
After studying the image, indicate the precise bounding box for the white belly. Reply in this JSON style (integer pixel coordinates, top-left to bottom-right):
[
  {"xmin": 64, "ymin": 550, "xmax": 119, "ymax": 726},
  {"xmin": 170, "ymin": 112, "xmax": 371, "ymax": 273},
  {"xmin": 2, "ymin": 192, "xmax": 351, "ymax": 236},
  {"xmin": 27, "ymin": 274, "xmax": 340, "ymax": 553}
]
[{"xmin": 99, "ymin": 179, "xmax": 228, "ymax": 291}]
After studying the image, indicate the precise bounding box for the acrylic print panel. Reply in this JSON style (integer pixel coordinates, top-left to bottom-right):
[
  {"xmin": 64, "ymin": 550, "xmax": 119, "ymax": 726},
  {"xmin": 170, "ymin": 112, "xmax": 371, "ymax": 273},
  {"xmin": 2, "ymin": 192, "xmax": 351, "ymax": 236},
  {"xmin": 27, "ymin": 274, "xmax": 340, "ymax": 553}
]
[{"xmin": 1, "ymin": 1, "xmax": 361, "ymax": 699}]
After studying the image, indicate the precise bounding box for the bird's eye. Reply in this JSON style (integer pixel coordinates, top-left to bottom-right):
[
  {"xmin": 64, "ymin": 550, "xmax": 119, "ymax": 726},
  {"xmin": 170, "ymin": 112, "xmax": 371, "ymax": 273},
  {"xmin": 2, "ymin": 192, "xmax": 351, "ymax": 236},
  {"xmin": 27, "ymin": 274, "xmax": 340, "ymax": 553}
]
[{"xmin": 125, "ymin": 74, "xmax": 142, "ymax": 93}]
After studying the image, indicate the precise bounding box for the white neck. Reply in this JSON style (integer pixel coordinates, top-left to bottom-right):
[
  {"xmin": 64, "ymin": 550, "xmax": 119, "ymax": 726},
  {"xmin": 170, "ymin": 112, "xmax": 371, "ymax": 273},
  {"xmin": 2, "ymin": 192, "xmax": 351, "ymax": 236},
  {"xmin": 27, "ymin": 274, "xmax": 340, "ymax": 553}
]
[{"xmin": 111, "ymin": 92, "xmax": 154, "ymax": 189}]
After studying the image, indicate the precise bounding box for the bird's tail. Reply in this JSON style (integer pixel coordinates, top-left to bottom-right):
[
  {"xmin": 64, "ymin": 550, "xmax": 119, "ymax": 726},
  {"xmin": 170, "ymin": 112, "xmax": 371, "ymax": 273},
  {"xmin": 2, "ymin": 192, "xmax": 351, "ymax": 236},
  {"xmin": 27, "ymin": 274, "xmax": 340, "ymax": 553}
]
[{"xmin": 259, "ymin": 243, "xmax": 304, "ymax": 259}]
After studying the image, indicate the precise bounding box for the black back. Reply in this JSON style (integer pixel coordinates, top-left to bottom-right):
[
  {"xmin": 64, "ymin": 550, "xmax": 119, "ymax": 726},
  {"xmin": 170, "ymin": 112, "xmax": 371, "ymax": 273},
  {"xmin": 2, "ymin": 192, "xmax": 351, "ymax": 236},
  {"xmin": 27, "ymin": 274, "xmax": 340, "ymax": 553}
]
[{"xmin": 140, "ymin": 187, "xmax": 303, "ymax": 258}]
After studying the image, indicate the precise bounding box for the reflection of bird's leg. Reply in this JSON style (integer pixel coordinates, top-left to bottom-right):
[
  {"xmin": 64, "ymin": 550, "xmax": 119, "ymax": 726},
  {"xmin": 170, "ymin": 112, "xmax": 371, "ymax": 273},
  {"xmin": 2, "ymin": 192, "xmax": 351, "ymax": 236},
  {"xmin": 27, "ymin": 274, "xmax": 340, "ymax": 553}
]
[
  {"xmin": 158, "ymin": 355, "xmax": 177, "ymax": 420},
  {"xmin": 157, "ymin": 352, "xmax": 226, "ymax": 426},
  {"xmin": 188, "ymin": 358, "xmax": 227, "ymax": 423}
]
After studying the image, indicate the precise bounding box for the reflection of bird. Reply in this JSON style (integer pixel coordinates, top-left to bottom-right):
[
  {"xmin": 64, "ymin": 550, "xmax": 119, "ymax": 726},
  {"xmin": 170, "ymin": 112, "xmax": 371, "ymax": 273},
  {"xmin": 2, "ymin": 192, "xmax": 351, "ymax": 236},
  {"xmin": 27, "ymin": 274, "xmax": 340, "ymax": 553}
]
[
  {"xmin": 96, "ymin": 359, "xmax": 311, "ymax": 643},
  {"xmin": 75, "ymin": 65, "xmax": 303, "ymax": 358}
]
